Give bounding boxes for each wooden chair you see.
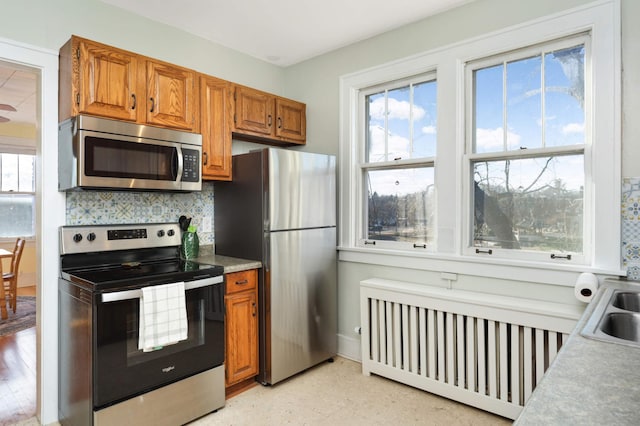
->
[3,238,25,313]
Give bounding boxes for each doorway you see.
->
[0,60,38,424]
[0,39,65,425]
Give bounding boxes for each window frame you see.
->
[357,72,438,251]
[339,0,621,279]
[462,33,591,264]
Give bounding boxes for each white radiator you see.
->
[360,278,581,420]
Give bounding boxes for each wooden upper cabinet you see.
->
[234,85,274,136]
[60,36,138,122]
[144,60,198,131]
[200,75,232,181]
[275,97,306,142]
[59,36,198,132]
[233,85,306,145]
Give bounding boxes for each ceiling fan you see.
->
[0,103,17,123]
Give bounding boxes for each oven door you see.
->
[93,276,224,409]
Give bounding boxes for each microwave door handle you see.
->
[174,146,184,182]
[101,276,224,303]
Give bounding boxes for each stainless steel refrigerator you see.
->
[214,148,337,385]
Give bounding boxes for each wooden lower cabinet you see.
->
[224,269,259,391]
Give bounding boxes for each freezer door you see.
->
[265,226,337,384]
[267,149,336,231]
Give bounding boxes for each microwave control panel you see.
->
[182,148,200,182]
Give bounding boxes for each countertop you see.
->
[196,252,262,274]
[515,279,640,425]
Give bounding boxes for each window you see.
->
[340,1,620,275]
[0,152,35,238]
[466,36,588,263]
[360,75,437,250]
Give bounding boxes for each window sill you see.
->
[337,246,625,287]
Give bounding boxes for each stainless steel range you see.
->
[58,223,225,426]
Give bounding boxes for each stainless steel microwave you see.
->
[58,115,202,192]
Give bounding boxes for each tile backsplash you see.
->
[65,182,215,245]
[622,177,640,280]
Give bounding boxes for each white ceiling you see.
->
[0,66,36,127]
[100,0,474,67]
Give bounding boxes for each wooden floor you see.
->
[0,286,37,425]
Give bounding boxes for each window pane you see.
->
[0,194,35,237]
[473,155,583,253]
[366,78,437,163]
[18,154,35,192]
[412,80,437,158]
[544,45,585,147]
[367,167,435,244]
[506,56,542,150]
[1,153,19,191]
[386,85,411,161]
[474,64,504,153]
[366,91,386,162]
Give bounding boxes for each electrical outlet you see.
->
[202,216,212,233]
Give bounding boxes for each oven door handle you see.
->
[101,275,224,303]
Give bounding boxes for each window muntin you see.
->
[0,152,35,238]
[468,36,588,259]
[361,74,437,248]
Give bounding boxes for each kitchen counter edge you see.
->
[196,254,262,274]
[514,278,640,425]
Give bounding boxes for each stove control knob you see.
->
[157,230,165,237]
[167,229,175,237]
[73,233,82,243]
[87,232,96,242]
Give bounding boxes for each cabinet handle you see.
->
[149,97,155,113]
[203,152,208,166]
[131,94,136,110]
[268,115,272,127]
[252,302,256,317]
[76,93,80,106]
[235,279,249,285]
[277,117,282,128]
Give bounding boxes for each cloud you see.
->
[369,97,426,121]
[475,127,521,151]
[422,125,436,135]
[562,122,584,134]
[368,125,411,161]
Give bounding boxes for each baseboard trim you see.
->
[337,333,361,362]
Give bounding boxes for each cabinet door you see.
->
[225,290,258,386]
[233,86,274,136]
[77,38,138,121]
[275,97,306,143]
[201,76,232,181]
[145,60,198,131]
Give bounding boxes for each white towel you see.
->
[138,282,188,352]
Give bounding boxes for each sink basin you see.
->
[581,287,640,348]
[599,312,640,342]
[612,292,640,312]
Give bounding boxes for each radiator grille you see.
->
[360,279,579,419]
